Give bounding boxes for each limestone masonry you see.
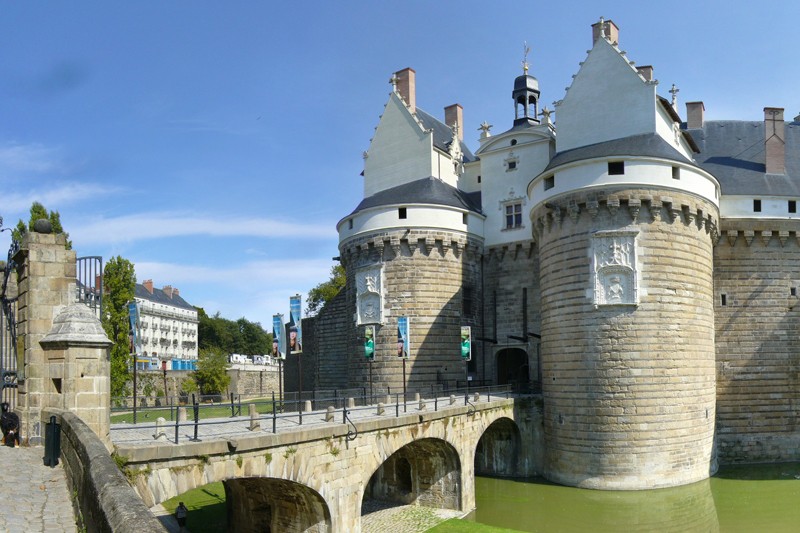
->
[293,19,800,489]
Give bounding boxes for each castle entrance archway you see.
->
[496,348,528,388]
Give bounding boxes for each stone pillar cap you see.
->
[40,303,112,347]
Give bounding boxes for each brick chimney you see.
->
[592,18,619,46]
[686,102,705,129]
[172,288,180,297]
[395,68,416,113]
[764,107,785,174]
[444,104,463,141]
[162,285,173,299]
[143,279,154,294]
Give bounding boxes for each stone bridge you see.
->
[114,395,543,533]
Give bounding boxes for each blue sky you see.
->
[1,1,798,328]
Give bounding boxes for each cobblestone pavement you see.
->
[361,500,464,533]
[0,444,77,533]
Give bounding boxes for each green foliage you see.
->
[192,348,231,395]
[196,307,272,355]
[12,201,72,249]
[306,263,345,316]
[102,256,136,398]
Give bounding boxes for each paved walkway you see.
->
[361,500,464,533]
[0,444,77,532]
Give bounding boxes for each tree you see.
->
[12,201,72,249]
[102,256,136,398]
[306,263,345,316]
[197,308,271,355]
[192,348,231,396]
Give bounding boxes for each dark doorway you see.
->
[496,348,528,387]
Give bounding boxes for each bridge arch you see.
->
[224,477,331,533]
[364,437,462,512]
[475,416,523,477]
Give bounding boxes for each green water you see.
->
[466,463,800,533]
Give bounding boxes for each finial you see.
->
[522,41,531,74]
[478,121,493,139]
[540,106,552,125]
[389,73,398,92]
[669,83,680,106]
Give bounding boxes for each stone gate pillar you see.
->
[12,225,113,448]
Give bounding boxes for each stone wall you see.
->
[482,240,541,386]
[533,189,719,489]
[43,408,166,533]
[337,229,483,393]
[713,219,800,463]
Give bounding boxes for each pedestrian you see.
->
[175,501,188,531]
[1,402,20,447]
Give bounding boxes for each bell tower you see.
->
[512,43,540,127]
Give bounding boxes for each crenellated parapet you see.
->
[531,191,720,244]
[340,229,482,268]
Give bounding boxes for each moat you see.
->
[466,463,800,532]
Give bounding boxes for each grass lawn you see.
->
[161,482,227,533]
[111,398,280,424]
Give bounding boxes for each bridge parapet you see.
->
[115,395,543,532]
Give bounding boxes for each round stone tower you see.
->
[529,159,720,488]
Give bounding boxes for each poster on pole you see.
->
[272,314,285,360]
[127,301,140,354]
[460,326,472,361]
[289,294,303,354]
[364,325,375,359]
[397,316,410,359]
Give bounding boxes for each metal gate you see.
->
[1,237,19,408]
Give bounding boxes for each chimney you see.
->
[636,66,653,81]
[162,285,173,299]
[444,104,464,141]
[764,107,785,174]
[395,68,416,113]
[143,279,154,294]
[686,102,705,129]
[592,18,619,46]
[173,288,180,297]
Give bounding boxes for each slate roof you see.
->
[686,120,800,196]
[135,284,195,311]
[347,176,483,217]
[543,133,695,173]
[415,108,477,163]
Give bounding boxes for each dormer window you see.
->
[504,153,519,172]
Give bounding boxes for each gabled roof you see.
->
[135,284,196,311]
[415,108,476,162]
[542,133,695,173]
[347,176,483,217]
[687,120,800,196]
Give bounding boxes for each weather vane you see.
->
[522,42,531,74]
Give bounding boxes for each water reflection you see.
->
[467,464,800,533]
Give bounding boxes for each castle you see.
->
[290,19,800,490]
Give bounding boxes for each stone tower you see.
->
[335,69,484,392]
[527,20,719,489]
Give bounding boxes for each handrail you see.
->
[343,407,358,441]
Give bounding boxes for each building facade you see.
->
[296,19,800,489]
[135,279,198,370]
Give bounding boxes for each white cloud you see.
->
[72,211,338,245]
[3,183,122,213]
[0,142,64,175]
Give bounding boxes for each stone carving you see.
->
[356,266,383,325]
[592,231,638,307]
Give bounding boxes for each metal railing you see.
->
[110,384,519,444]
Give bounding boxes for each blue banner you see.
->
[272,314,285,360]
[397,316,409,359]
[289,295,302,354]
[127,301,139,355]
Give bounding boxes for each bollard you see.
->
[414,392,420,402]
[418,397,426,411]
[304,400,312,413]
[449,395,456,405]
[325,406,335,422]
[178,406,188,422]
[377,402,385,415]
[385,394,391,406]
[347,397,356,409]
[249,404,260,431]
[473,392,480,402]
[154,417,167,441]
[43,415,61,467]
